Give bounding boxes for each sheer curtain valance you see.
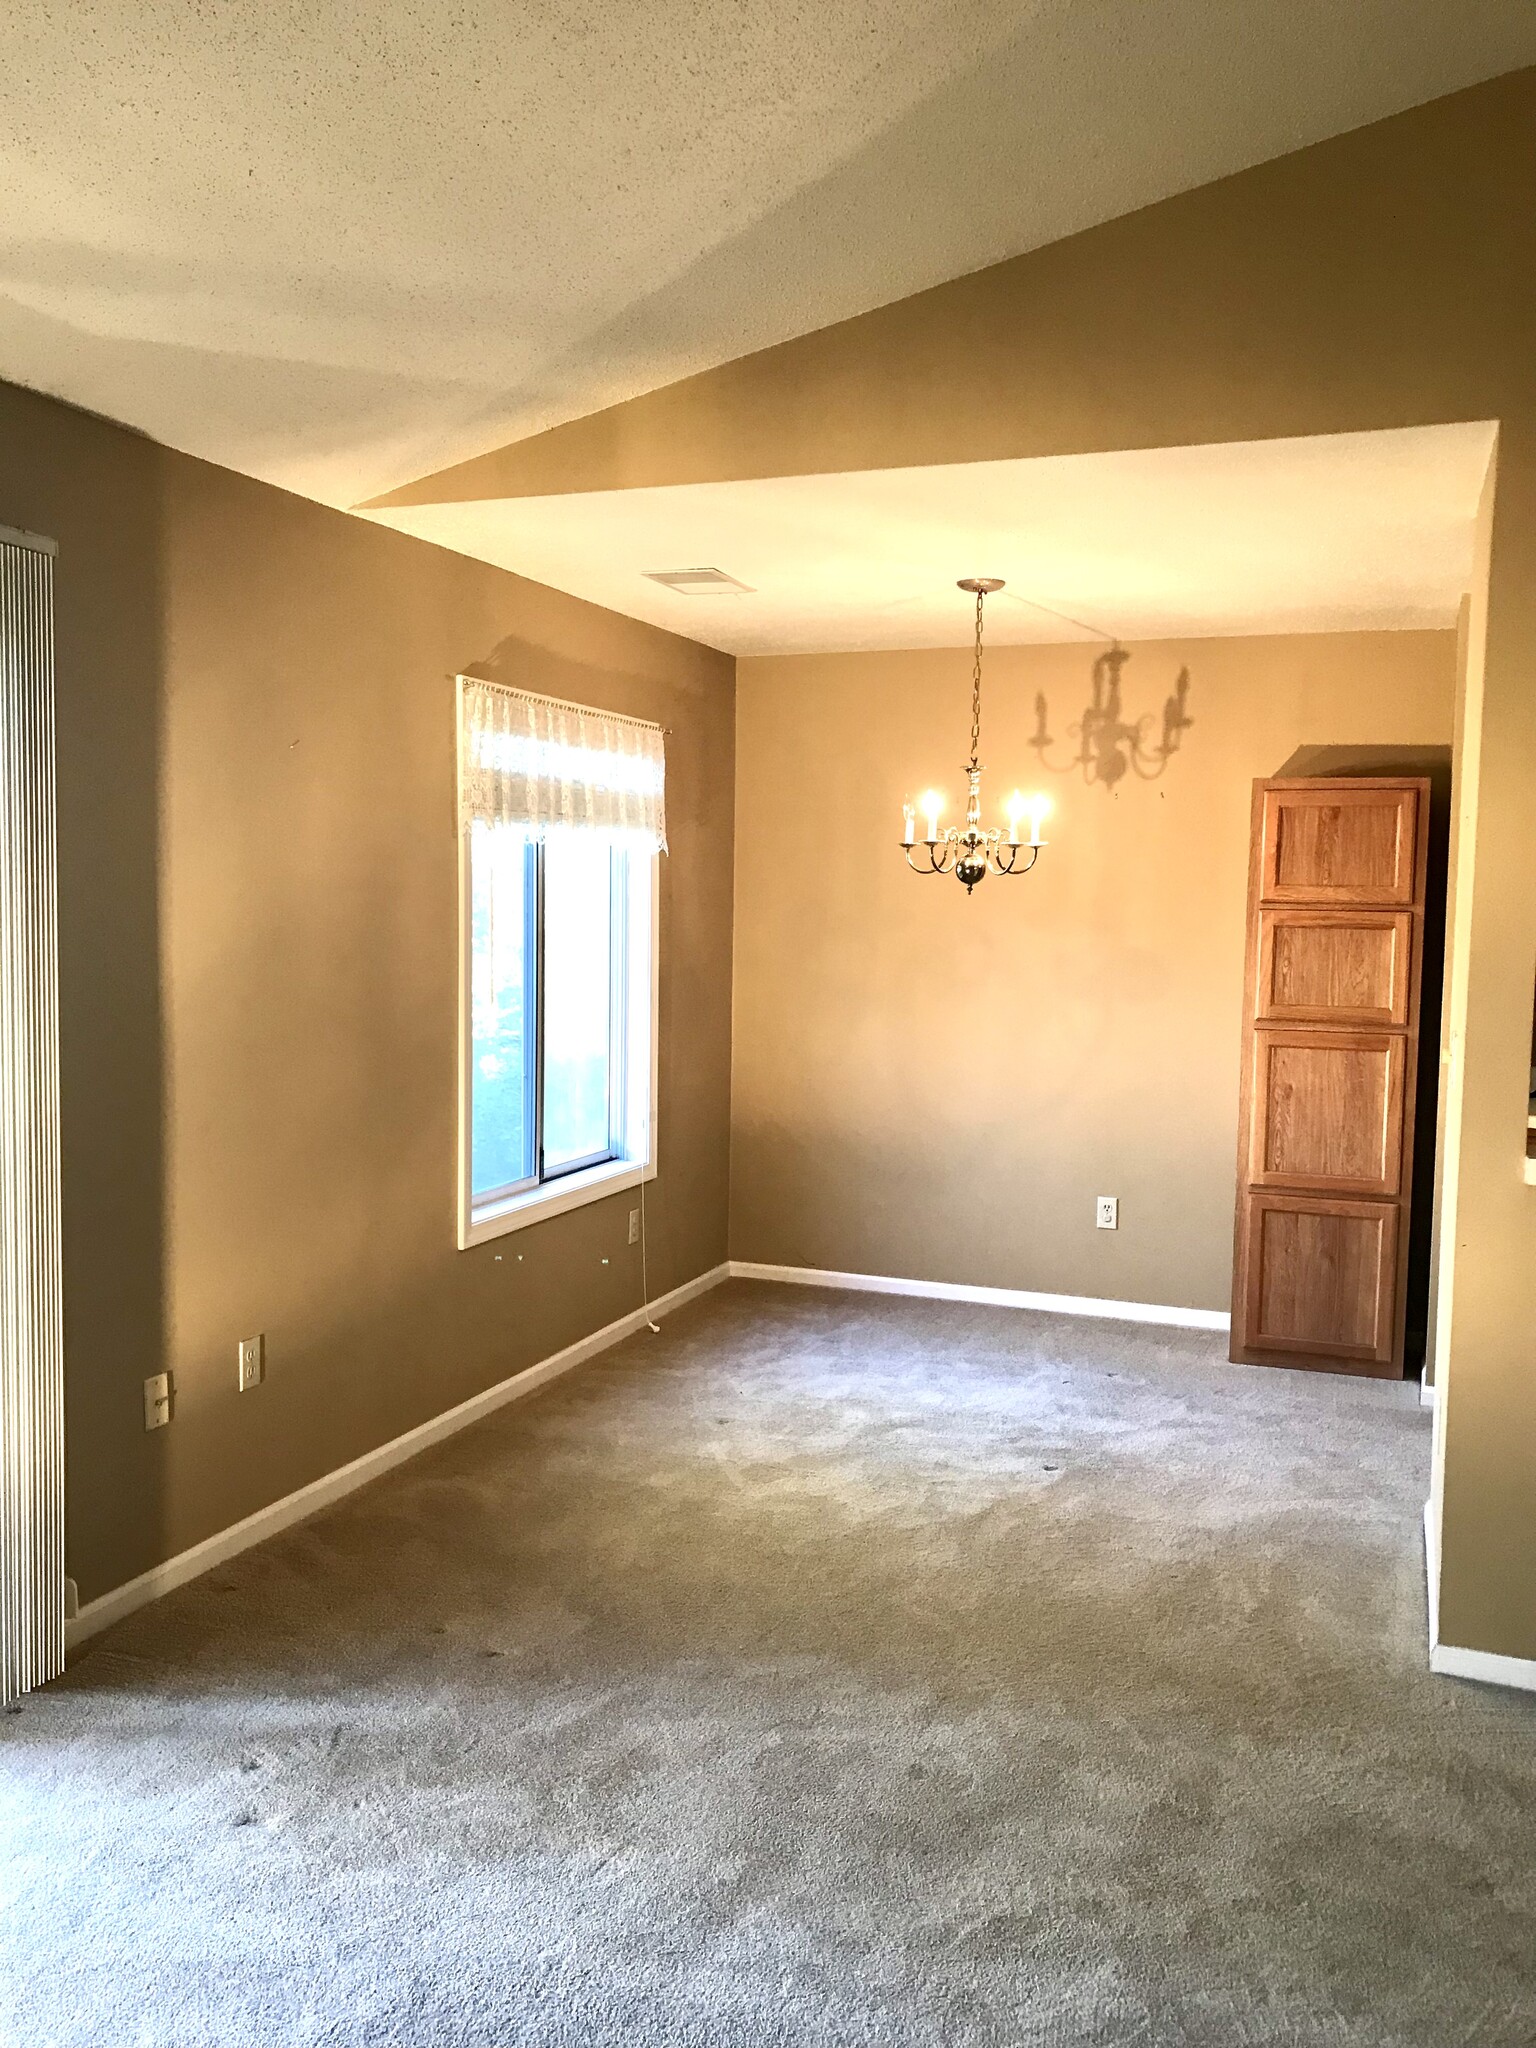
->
[459,678,667,852]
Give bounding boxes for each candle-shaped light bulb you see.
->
[921,790,944,842]
[1027,793,1051,846]
[902,802,916,846]
[1006,791,1026,844]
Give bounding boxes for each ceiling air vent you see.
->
[643,566,755,595]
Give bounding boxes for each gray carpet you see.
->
[4,1282,1533,2047]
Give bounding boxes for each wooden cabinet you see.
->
[1238,1194,1399,1368]
[1258,782,1421,905]
[1246,1029,1406,1195]
[1231,778,1428,1377]
[1255,909,1413,1027]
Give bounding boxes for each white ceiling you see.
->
[0,3,1530,508]
[370,425,1497,655]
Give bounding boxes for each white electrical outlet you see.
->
[1096,1196,1119,1230]
[143,1372,172,1430]
[628,1208,640,1245]
[238,1335,265,1392]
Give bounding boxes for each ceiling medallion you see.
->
[901,579,1049,895]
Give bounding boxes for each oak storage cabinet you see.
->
[1230,777,1429,1378]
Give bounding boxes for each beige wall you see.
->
[732,633,1454,1309]
[427,71,1536,1666]
[0,376,734,1606]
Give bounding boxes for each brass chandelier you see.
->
[901,578,1050,894]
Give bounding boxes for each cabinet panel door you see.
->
[1233,777,1427,1378]
[1249,1030,1405,1194]
[1259,786,1419,905]
[1241,1194,1397,1364]
[1256,910,1411,1026]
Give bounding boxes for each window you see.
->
[466,824,654,1211]
[458,680,663,1246]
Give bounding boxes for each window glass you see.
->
[542,836,622,1172]
[469,823,536,1199]
[467,828,645,1215]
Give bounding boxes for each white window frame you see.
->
[456,794,659,1252]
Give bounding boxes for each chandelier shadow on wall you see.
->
[900,579,1051,895]
[1029,642,1193,789]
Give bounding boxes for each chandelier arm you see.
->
[996,843,1039,877]
[906,834,961,873]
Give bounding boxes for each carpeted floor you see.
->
[3,1282,1533,2047]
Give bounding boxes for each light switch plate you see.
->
[1096,1196,1119,1230]
[143,1372,172,1430]
[238,1335,265,1392]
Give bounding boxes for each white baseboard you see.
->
[727,1260,1231,1332]
[66,1261,729,1650]
[1431,1641,1536,1692]
[1420,1373,1436,1408]
[1424,1496,1536,1694]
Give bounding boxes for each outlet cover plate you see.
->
[1096,1196,1119,1230]
[238,1335,265,1392]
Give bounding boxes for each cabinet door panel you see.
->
[1256,910,1411,1026]
[1249,1030,1405,1194]
[1234,777,1427,1378]
[1260,786,1418,905]
[1242,1194,1397,1363]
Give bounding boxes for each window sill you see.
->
[460,1156,655,1248]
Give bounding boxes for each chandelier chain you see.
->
[969,586,984,769]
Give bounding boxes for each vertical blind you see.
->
[0,528,63,1703]
[458,678,667,850]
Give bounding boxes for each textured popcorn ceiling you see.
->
[372,425,1496,655]
[0,2,1531,508]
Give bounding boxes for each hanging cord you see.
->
[639,1178,661,1334]
[996,586,1119,644]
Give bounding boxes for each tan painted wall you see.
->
[732,633,1454,1309]
[0,376,734,1606]
[433,71,1536,1665]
